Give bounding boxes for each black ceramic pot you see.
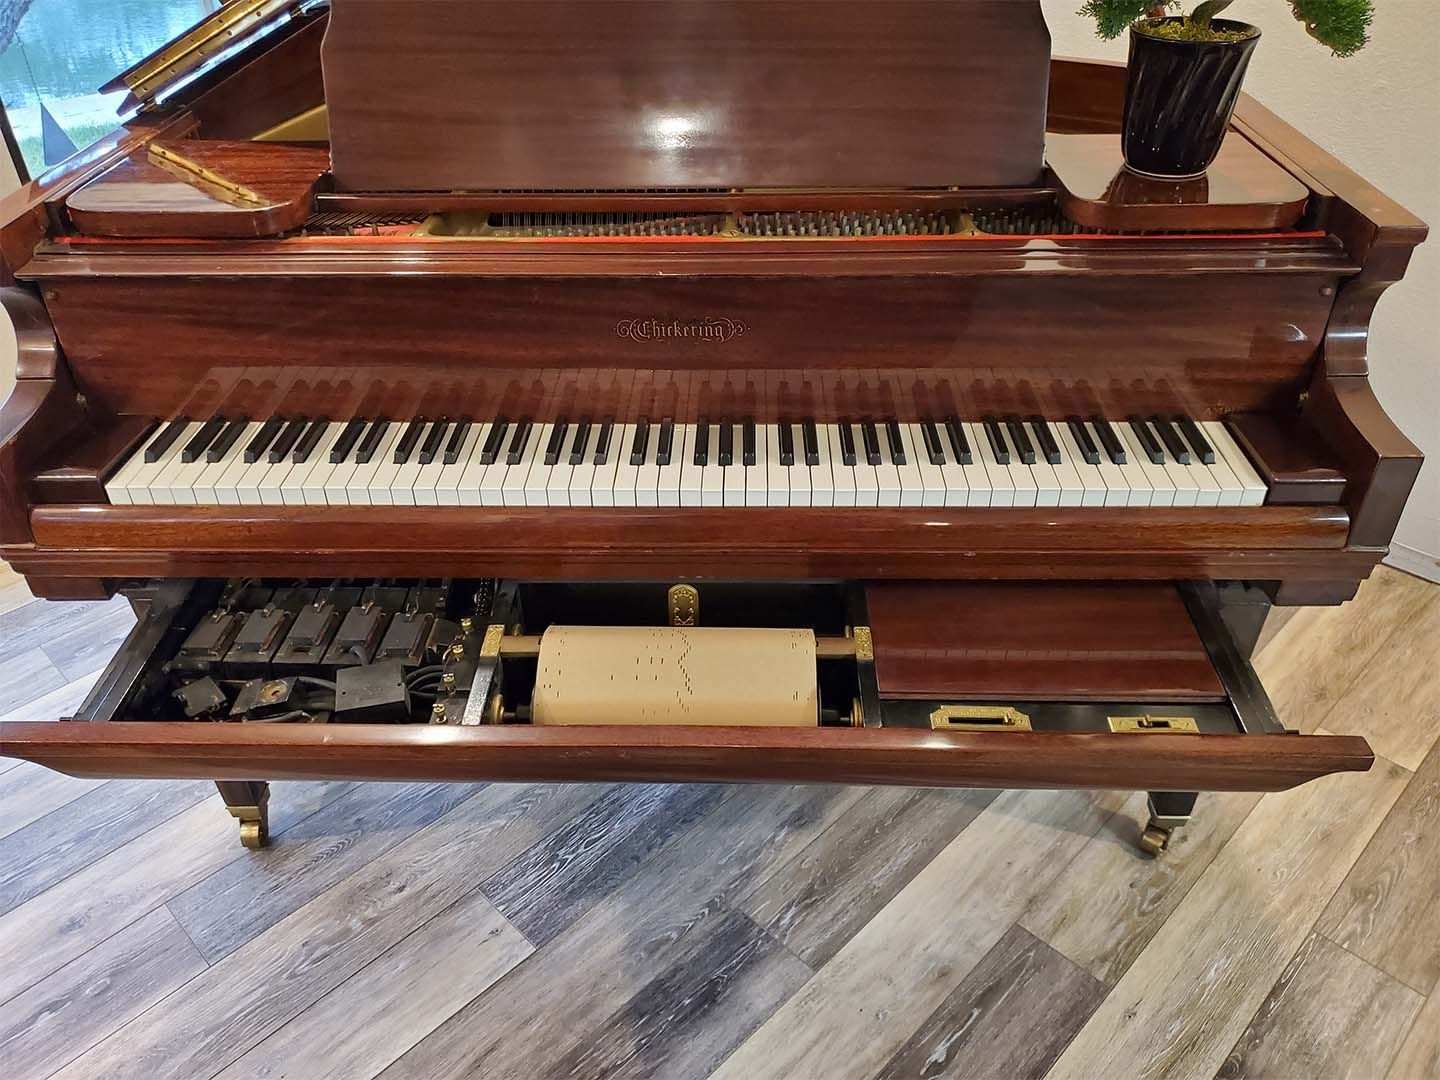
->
[1121,17,1261,180]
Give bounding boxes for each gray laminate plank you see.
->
[39,597,137,681]
[0,565,34,618]
[1021,788,1264,985]
[0,906,206,1080]
[1217,931,1422,1080]
[544,907,811,1080]
[0,648,67,716]
[482,782,729,946]
[1386,989,1440,1080]
[380,784,868,1080]
[49,782,602,1080]
[0,761,105,842]
[214,889,533,1080]
[876,924,1107,1080]
[707,788,1122,1080]
[0,778,213,916]
[169,780,484,962]
[1316,735,1440,994]
[0,596,124,666]
[0,669,101,723]
[1042,746,1410,1080]
[737,785,996,966]
[0,781,352,1006]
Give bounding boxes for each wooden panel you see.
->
[36,272,1339,420]
[323,0,1050,191]
[1048,132,1309,232]
[0,721,1373,792]
[1228,412,1348,504]
[866,582,1226,701]
[66,142,329,238]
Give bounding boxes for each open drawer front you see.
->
[0,577,1370,794]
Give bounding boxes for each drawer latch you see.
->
[930,705,1032,732]
[1107,715,1200,734]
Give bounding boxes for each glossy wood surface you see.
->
[33,271,1340,420]
[1047,133,1309,232]
[183,12,328,140]
[1228,413,1348,504]
[866,583,1225,701]
[0,721,1373,793]
[66,141,329,238]
[323,0,1050,191]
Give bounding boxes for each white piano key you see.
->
[764,424,789,507]
[893,424,925,507]
[1053,422,1104,508]
[567,423,598,507]
[908,424,947,508]
[1117,423,1175,507]
[197,422,261,504]
[286,424,348,507]
[678,423,702,507]
[1092,421,1151,507]
[873,429,902,508]
[368,424,414,506]
[513,423,552,507]
[938,425,988,507]
[789,424,813,507]
[156,428,223,506]
[1182,449,1224,507]
[443,423,489,506]
[806,423,833,507]
[323,435,364,506]
[1199,429,1246,507]
[611,424,640,507]
[1205,421,1267,506]
[346,422,405,505]
[970,421,1014,507]
[722,425,745,508]
[1146,422,1200,508]
[104,431,154,505]
[745,424,769,507]
[307,424,358,506]
[635,424,661,507]
[590,424,623,507]
[390,421,439,506]
[1027,451,1062,508]
[656,424,683,507]
[1003,434,1038,509]
[546,428,577,508]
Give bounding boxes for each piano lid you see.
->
[322,0,1052,193]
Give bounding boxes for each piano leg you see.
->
[217,780,270,849]
[1140,790,1198,857]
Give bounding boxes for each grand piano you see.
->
[0,0,1425,854]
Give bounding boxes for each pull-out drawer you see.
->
[0,577,1369,798]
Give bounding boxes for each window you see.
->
[0,0,222,178]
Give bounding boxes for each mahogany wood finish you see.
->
[29,416,152,505]
[1227,413,1348,505]
[183,13,328,140]
[0,721,1373,794]
[66,141,330,238]
[1047,133,1309,232]
[32,271,1340,421]
[323,0,1050,192]
[866,582,1225,701]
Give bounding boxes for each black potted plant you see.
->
[1081,1,1375,178]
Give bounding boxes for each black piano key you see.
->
[921,420,945,465]
[206,418,248,462]
[441,420,470,465]
[544,418,570,466]
[1091,417,1126,465]
[839,421,858,466]
[479,417,509,465]
[1149,415,1190,464]
[329,418,367,463]
[144,417,189,463]
[982,417,1011,465]
[244,417,284,463]
[1176,414,1216,464]
[778,421,795,466]
[802,419,820,466]
[1067,416,1100,464]
[569,417,592,466]
[718,420,734,467]
[418,419,448,465]
[181,417,226,463]
[353,419,390,465]
[742,418,757,466]
[393,418,426,464]
[861,421,882,465]
[630,418,650,466]
[885,420,906,465]
[505,419,533,465]
[1029,416,1062,465]
[693,419,709,466]
[1004,416,1035,465]
[944,416,972,465]
[1128,417,1165,464]
[657,419,675,466]
[292,418,330,463]
[269,417,307,463]
[593,418,615,465]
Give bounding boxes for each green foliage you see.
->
[1078,0,1374,55]
[1078,0,1168,40]
[1289,0,1374,56]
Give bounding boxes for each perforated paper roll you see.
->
[530,625,817,726]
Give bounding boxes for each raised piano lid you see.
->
[322,0,1052,192]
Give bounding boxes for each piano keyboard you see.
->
[105,414,1268,509]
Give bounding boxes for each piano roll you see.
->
[530,626,818,726]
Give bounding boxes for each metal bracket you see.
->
[225,788,270,850]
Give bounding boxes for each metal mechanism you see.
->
[929,705,1033,732]
[1140,791,1200,857]
[667,584,699,626]
[225,785,270,849]
[850,626,874,662]
[1107,715,1201,734]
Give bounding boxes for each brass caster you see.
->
[1139,823,1172,858]
[239,819,269,849]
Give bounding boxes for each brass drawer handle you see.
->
[1107,715,1200,734]
[930,705,1032,732]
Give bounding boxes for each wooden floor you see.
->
[0,563,1437,1080]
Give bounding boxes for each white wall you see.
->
[1043,0,1440,579]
